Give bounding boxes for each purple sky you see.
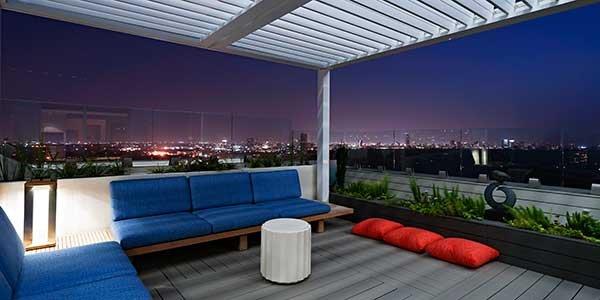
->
[2,4,600,134]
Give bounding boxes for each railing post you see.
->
[317,69,330,202]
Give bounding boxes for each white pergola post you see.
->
[317,69,330,202]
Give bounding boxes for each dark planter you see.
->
[330,193,600,289]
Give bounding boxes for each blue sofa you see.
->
[0,208,150,300]
[111,170,331,250]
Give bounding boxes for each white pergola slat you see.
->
[3,0,596,69]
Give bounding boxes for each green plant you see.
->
[335,146,348,189]
[339,175,395,202]
[79,161,110,177]
[407,178,485,220]
[150,166,172,174]
[30,167,52,180]
[506,206,600,245]
[409,178,422,202]
[247,154,282,168]
[151,157,235,174]
[107,161,126,176]
[57,161,80,178]
[566,211,600,238]
[458,194,486,220]
[507,206,551,231]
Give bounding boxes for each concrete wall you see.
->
[347,169,600,221]
[0,165,317,237]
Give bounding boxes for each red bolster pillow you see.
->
[351,218,403,240]
[425,238,500,268]
[383,227,444,253]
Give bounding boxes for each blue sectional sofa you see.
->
[111,170,332,252]
[0,208,150,300]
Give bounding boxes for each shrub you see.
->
[151,157,234,174]
[408,178,485,220]
[566,211,600,238]
[58,161,79,178]
[340,175,395,202]
[246,154,282,168]
[30,160,126,179]
[507,206,600,245]
[507,206,551,232]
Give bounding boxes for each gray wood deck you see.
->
[132,219,600,300]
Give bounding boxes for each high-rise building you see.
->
[300,132,308,144]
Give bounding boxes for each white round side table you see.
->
[261,218,311,284]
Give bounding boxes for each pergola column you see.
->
[317,69,330,202]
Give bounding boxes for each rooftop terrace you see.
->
[2,1,600,299]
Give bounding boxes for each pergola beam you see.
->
[199,0,311,49]
[317,69,330,202]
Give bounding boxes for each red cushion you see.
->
[383,227,444,253]
[425,238,500,268]
[351,218,403,240]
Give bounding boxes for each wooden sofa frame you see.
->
[125,203,353,256]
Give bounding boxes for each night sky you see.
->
[2,3,600,135]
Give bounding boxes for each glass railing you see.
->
[332,128,600,190]
[3,98,599,189]
[0,98,293,144]
[0,98,301,167]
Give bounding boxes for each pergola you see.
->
[1,0,597,201]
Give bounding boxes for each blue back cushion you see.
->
[0,271,12,300]
[190,172,253,210]
[110,176,192,221]
[250,170,302,203]
[0,207,24,289]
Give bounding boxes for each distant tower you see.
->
[299,132,308,164]
[405,133,410,147]
[300,132,308,144]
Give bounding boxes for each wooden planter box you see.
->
[330,193,600,289]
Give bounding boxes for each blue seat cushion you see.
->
[193,205,278,233]
[112,212,212,249]
[1,271,12,300]
[256,198,331,218]
[0,207,24,289]
[14,242,137,298]
[189,172,253,210]
[110,176,192,221]
[15,275,150,300]
[250,170,302,203]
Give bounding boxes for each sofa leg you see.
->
[316,220,325,233]
[238,235,248,251]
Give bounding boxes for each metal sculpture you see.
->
[484,170,517,221]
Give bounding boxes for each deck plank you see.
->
[287,272,381,300]
[430,261,510,299]
[517,275,562,300]
[460,266,527,300]
[489,270,544,300]
[319,278,384,300]
[545,280,583,300]
[346,283,400,300]
[573,286,600,300]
